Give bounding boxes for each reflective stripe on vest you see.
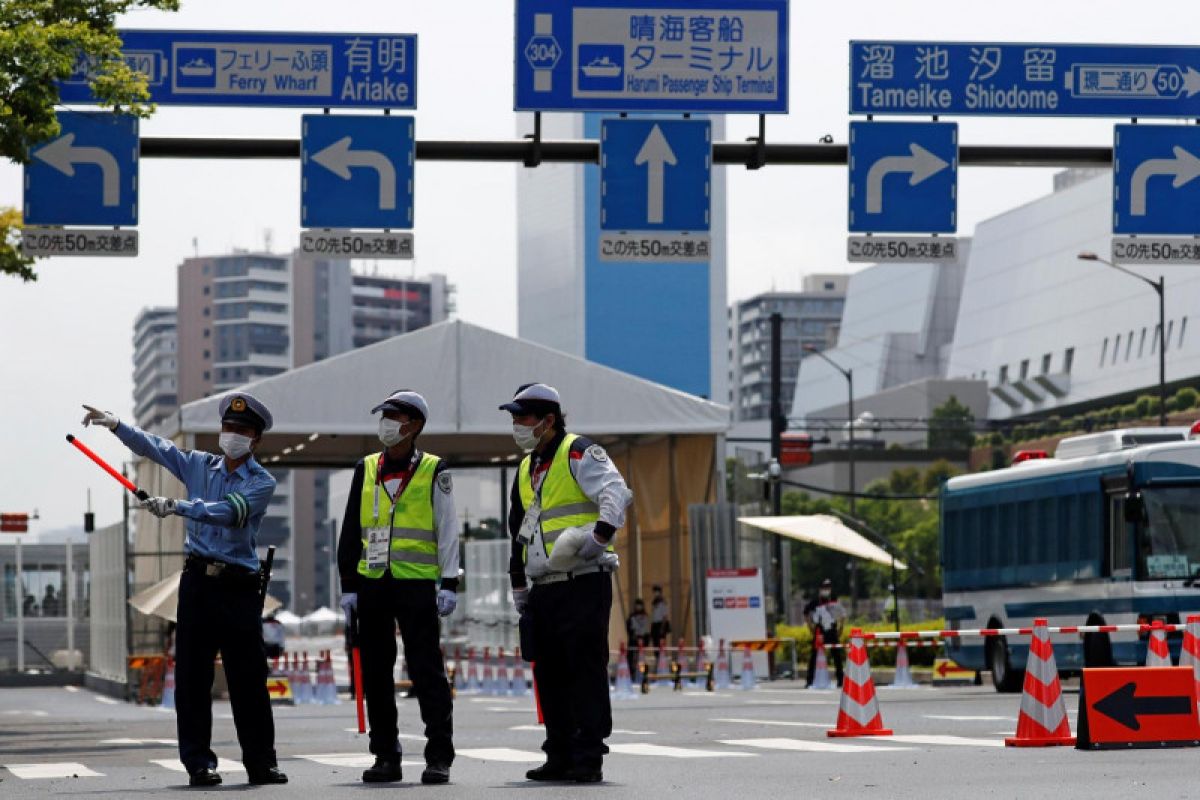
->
[357,451,441,581]
[518,434,601,560]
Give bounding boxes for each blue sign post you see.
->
[601,118,710,231]
[851,42,1200,117]
[848,122,957,234]
[59,30,417,108]
[516,0,788,113]
[301,115,414,230]
[24,111,138,226]
[1113,125,1200,235]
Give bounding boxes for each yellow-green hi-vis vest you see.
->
[517,434,603,563]
[357,451,440,581]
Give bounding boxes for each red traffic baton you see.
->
[352,646,366,734]
[66,434,148,501]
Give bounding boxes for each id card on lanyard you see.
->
[367,452,419,568]
[516,459,549,545]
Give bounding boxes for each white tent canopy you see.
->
[738,515,906,569]
[128,570,282,622]
[174,320,729,467]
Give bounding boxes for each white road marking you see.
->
[508,724,542,731]
[294,754,421,768]
[64,686,80,693]
[457,748,543,763]
[469,697,516,704]
[712,718,827,728]
[151,758,245,773]
[4,763,105,778]
[93,696,119,705]
[746,699,836,706]
[925,715,1014,722]
[488,707,534,713]
[720,738,915,754]
[2,709,48,717]
[890,735,1005,748]
[611,729,657,735]
[609,743,756,759]
[100,738,177,746]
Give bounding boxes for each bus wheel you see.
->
[1083,614,1114,667]
[988,635,1024,693]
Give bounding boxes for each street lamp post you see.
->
[802,345,858,612]
[1078,252,1166,426]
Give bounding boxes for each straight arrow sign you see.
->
[312,136,397,210]
[33,133,121,207]
[635,124,677,225]
[1129,146,1200,216]
[1092,681,1193,731]
[865,143,949,214]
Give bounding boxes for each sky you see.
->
[1,0,1195,532]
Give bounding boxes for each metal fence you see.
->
[88,522,127,686]
[463,539,519,651]
[0,536,90,673]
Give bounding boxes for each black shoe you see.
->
[188,768,222,787]
[421,762,450,785]
[525,762,571,781]
[362,757,403,783]
[247,766,288,785]
[569,766,604,784]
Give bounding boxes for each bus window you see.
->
[1107,495,1132,579]
[1138,488,1200,581]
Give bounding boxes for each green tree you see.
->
[1,0,180,281]
[927,394,976,450]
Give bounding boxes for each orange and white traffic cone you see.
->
[1005,618,1074,747]
[614,643,637,699]
[511,648,530,697]
[890,640,916,688]
[1146,620,1173,667]
[714,639,731,690]
[655,645,672,688]
[1179,615,1200,713]
[161,657,176,710]
[466,647,481,694]
[827,629,891,737]
[810,628,832,691]
[739,645,756,691]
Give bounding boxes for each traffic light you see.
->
[779,432,814,466]
[0,513,29,532]
[84,512,95,533]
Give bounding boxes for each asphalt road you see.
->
[0,679,1196,799]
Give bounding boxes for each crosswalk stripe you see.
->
[1,709,48,717]
[609,743,756,759]
[150,758,245,773]
[712,717,826,728]
[925,714,1014,722]
[294,754,421,768]
[889,735,1005,748]
[457,748,543,763]
[101,738,177,746]
[4,763,105,779]
[719,737,915,754]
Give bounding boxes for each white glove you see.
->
[436,589,457,617]
[140,497,177,518]
[339,593,358,628]
[577,532,612,562]
[546,526,591,572]
[597,551,620,570]
[512,587,530,615]
[81,404,119,430]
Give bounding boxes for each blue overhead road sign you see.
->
[24,111,138,226]
[515,0,788,113]
[58,30,417,108]
[302,115,415,230]
[601,118,710,231]
[1113,125,1200,235]
[848,122,957,234]
[851,42,1200,117]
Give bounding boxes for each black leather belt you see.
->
[185,554,256,579]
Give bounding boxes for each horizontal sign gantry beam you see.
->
[137,137,1112,168]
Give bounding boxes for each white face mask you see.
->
[219,432,253,460]
[378,418,409,448]
[512,420,544,452]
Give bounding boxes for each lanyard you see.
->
[371,451,420,522]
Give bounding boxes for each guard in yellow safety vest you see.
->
[336,390,459,786]
[501,382,633,784]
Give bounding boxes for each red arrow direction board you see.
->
[932,658,974,682]
[266,678,292,700]
[1078,667,1200,749]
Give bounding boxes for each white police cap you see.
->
[371,389,430,421]
[499,383,562,414]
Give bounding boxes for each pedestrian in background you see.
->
[625,598,650,676]
[804,578,847,687]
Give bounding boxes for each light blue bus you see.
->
[940,426,1200,691]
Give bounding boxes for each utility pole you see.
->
[769,312,785,624]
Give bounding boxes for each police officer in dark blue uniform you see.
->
[83,393,287,787]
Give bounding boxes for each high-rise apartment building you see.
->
[132,307,178,431]
[728,276,848,423]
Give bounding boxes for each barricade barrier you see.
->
[639,660,714,694]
